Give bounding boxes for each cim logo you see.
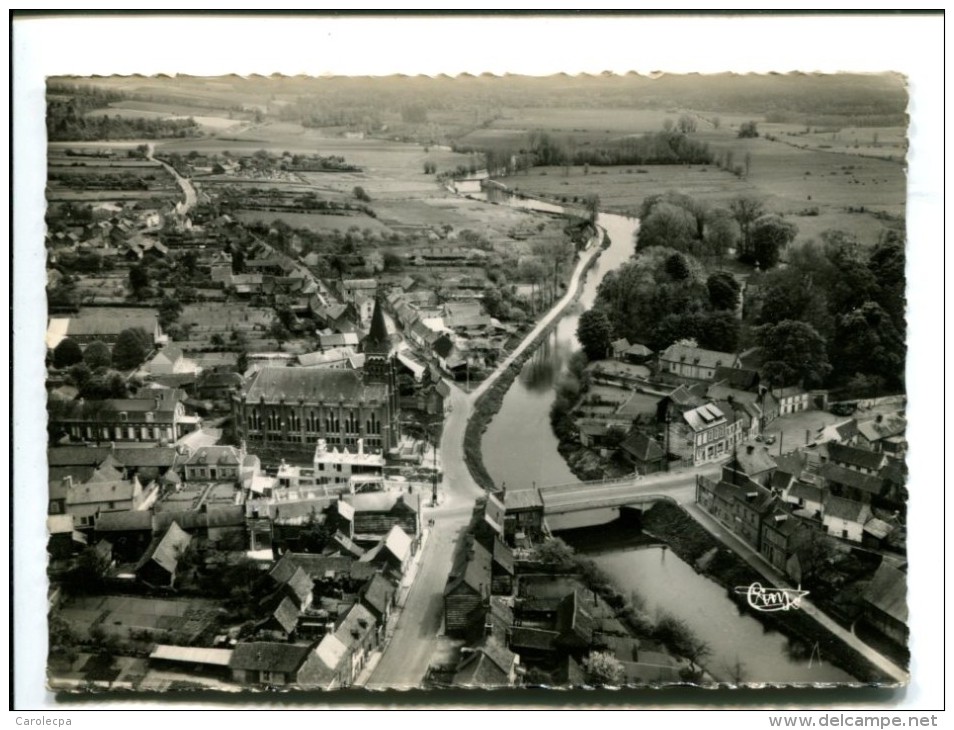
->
[735,582,809,612]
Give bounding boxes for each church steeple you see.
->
[363,295,390,357]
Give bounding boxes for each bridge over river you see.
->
[508,463,724,517]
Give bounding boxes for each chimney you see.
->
[746,444,755,455]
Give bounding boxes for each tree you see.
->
[83,341,112,371]
[706,271,741,311]
[755,320,831,387]
[665,253,691,281]
[583,193,601,223]
[52,338,83,369]
[576,309,613,361]
[747,216,798,268]
[112,328,150,370]
[603,425,628,449]
[532,537,575,566]
[128,264,150,295]
[352,186,371,202]
[269,319,290,350]
[677,114,698,134]
[298,509,335,553]
[831,301,905,391]
[582,650,625,686]
[158,296,183,328]
[867,233,906,335]
[636,203,696,253]
[704,210,741,261]
[68,362,92,389]
[728,196,765,259]
[738,120,759,138]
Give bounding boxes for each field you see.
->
[58,594,220,643]
[500,135,905,248]
[233,209,390,235]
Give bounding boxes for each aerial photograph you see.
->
[39,69,910,693]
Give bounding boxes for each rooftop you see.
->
[242,366,388,405]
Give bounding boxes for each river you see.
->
[481,207,637,490]
[474,188,859,684]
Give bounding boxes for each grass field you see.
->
[233,209,391,234]
[500,137,905,248]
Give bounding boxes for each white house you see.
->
[822,495,872,543]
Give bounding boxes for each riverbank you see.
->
[564,502,893,685]
[464,236,605,492]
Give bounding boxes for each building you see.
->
[821,495,872,543]
[856,414,907,455]
[618,431,666,474]
[657,343,738,382]
[773,386,811,416]
[53,391,192,445]
[46,307,162,350]
[444,544,492,637]
[452,636,519,688]
[503,489,544,543]
[184,445,246,482]
[134,521,191,587]
[234,299,399,455]
[862,562,908,646]
[669,403,732,466]
[65,462,157,528]
[228,642,314,686]
[347,492,422,539]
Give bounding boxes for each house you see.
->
[184,445,245,482]
[330,603,379,686]
[490,538,515,596]
[619,431,666,475]
[773,385,811,416]
[65,463,157,528]
[134,521,191,587]
[862,562,908,646]
[359,573,397,629]
[340,278,378,303]
[444,543,492,637]
[856,414,907,455]
[359,524,413,575]
[695,475,775,549]
[759,506,813,576]
[259,596,300,640]
[141,345,195,377]
[782,479,825,518]
[610,338,630,360]
[229,642,314,686]
[826,443,887,475]
[821,495,872,543]
[669,403,731,466]
[819,462,886,505]
[622,343,653,365]
[657,342,738,382]
[722,443,777,487]
[195,370,245,401]
[452,636,519,688]
[47,514,86,560]
[503,489,544,543]
[92,510,154,561]
[473,493,505,551]
[713,366,760,392]
[815,419,860,446]
[347,492,421,539]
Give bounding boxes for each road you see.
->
[147,143,197,213]
[368,234,604,687]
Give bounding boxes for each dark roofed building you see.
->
[452,636,518,688]
[359,573,397,627]
[713,366,760,391]
[444,542,492,638]
[229,641,313,686]
[863,562,908,645]
[135,521,191,587]
[827,443,888,475]
[619,432,666,474]
[820,462,886,504]
[233,362,399,455]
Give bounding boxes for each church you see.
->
[233,298,400,458]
